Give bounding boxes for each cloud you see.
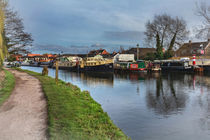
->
[31,43,112,54]
[90,43,105,48]
[104,31,144,40]
[9,0,210,54]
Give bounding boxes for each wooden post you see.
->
[55,60,59,84]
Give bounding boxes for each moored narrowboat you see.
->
[159,60,192,71]
[129,60,146,72]
[79,55,114,72]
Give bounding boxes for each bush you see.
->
[144,53,156,61]
[7,56,16,62]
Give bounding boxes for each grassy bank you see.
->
[0,70,15,106]
[16,68,129,140]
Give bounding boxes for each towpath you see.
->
[0,69,47,140]
[0,70,5,88]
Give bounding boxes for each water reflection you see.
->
[73,72,114,87]
[146,73,187,116]
[190,73,210,134]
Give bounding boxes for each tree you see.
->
[120,46,125,53]
[0,0,7,66]
[3,2,33,54]
[195,2,210,39]
[155,33,163,59]
[145,14,189,58]
[144,52,156,61]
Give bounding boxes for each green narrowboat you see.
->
[129,60,146,72]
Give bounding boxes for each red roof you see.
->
[88,49,109,55]
[27,54,42,57]
[45,54,57,58]
[12,54,23,57]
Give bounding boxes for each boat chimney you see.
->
[188,40,192,48]
[136,44,139,60]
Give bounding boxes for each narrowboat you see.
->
[147,61,161,72]
[159,60,192,71]
[129,60,146,72]
[79,55,114,72]
[20,60,30,66]
[52,56,82,71]
[53,55,114,72]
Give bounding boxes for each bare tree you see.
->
[3,2,33,54]
[195,2,210,39]
[144,14,189,58]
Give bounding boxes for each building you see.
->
[175,39,210,57]
[123,48,156,59]
[11,54,23,61]
[114,54,135,62]
[88,49,109,55]
[21,54,57,62]
[25,54,42,62]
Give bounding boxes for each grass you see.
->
[0,70,15,106]
[15,68,129,140]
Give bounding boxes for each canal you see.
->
[22,66,210,140]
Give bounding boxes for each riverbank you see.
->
[0,69,15,106]
[15,68,129,140]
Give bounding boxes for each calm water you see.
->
[22,66,210,140]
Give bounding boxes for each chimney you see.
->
[189,40,192,47]
[136,44,139,60]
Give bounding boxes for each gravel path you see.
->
[0,69,47,140]
[0,70,5,88]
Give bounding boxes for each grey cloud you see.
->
[104,31,144,41]
[11,0,210,54]
[90,43,105,48]
[31,44,111,54]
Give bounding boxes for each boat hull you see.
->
[161,66,192,71]
[79,63,114,72]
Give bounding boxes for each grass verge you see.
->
[15,68,129,140]
[0,70,15,106]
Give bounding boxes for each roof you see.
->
[124,48,156,56]
[27,54,42,57]
[176,41,210,56]
[88,49,109,55]
[25,54,57,58]
[62,54,95,58]
[43,54,57,58]
[12,54,23,57]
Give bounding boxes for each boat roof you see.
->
[154,60,189,63]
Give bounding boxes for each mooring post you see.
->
[55,60,59,84]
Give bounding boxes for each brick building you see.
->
[175,39,210,57]
[123,48,156,59]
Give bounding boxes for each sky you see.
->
[9,0,210,54]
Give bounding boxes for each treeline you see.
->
[0,0,33,67]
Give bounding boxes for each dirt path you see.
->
[0,70,5,88]
[0,69,47,140]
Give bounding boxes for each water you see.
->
[21,66,210,140]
